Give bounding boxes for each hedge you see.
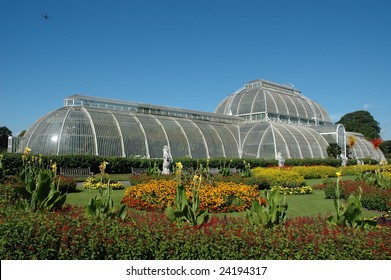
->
[0,153,380,175]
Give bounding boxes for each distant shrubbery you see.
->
[0,153,381,175]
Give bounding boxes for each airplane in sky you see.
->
[41,13,51,20]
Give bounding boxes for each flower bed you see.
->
[315,179,391,212]
[1,205,390,260]
[272,185,313,195]
[251,167,306,188]
[121,179,260,213]
[82,176,124,190]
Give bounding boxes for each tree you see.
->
[327,143,341,158]
[380,140,391,157]
[336,110,380,140]
[18,130,26,137]
[0,126,12,151]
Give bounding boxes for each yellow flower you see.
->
[175,162,183,169]
[336,170,342,179]
[99,161,109,173]
[52,163,57,173]
[23,147,31,155]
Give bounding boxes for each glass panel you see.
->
[87,109,122,156]
[114,112,148,157]
[59,108,95,155]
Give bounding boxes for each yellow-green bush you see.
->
[251,167,305,188]
[291,166,337,179]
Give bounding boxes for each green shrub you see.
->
[327,176,377,229]
[55,176,77,193]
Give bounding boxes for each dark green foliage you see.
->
[3,153,379,176]
[336,110,381,140]
[0,126,12,151]
[326,143,341,158]
[0,155,7,183]
[55,176,77,193]
[380,140,391,157]
[324,181,344,199]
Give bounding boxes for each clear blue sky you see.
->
[1,0,390,140]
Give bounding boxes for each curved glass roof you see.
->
[346,132,384,160]
[22,106,240,158]
[240,121,330,159]
[16,79,384,160]
[215,79,331,125]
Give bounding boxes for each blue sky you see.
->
[1,0,390,140]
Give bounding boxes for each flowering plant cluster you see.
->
[291,165,338,179]
[121,179,260,213]
[272,185,313,195]
[1,205,390,260]
[251,167,306,188]
[82,176,124,190]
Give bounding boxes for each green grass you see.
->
[65,176,385,219]
[72,174,132,182]
[66,186,126,206]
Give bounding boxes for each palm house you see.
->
[14,79,383,160]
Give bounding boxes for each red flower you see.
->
[371,138,383,149]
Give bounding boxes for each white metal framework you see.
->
[17,79,384,160]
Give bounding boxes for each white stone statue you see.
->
[276,152,285,168]
[340,153,348,167]
[162,145,172,175]
[355,157,364,165]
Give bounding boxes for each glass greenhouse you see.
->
[13,79,384,160]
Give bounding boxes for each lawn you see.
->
[65,176,384,219]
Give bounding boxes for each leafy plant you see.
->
[147,161,161,176]
[219,160,232,176]
[246,187,288,229]
[327,171,377,229]
[85,182,126,220]
[14,148,66,211]
[241,160,252,178]
[15,169,67,211]
[357,169,391,189]
[0,154,8,183]
[165,184,209,226]
[85,161,126,220]
[165,162,209,226]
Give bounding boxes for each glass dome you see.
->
[215,79,332,125]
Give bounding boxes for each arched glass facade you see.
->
[22,105,241,158]
[17,79,384,160]
[346,132,384,160]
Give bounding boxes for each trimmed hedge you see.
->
[2,153,380,175]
